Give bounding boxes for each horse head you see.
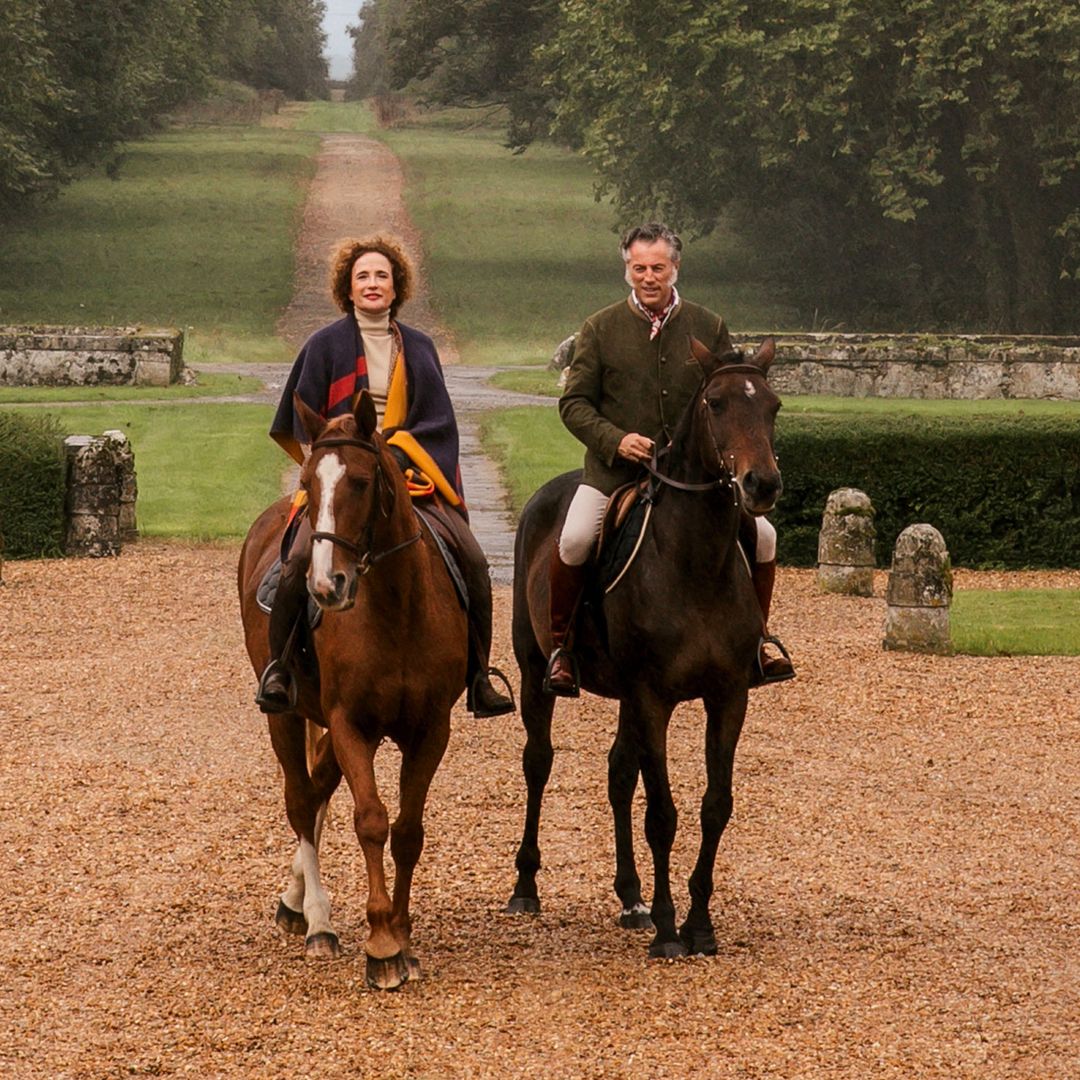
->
[687,336,783,514]
[295,391,407,610]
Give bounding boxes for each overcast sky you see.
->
[323,3,358,80]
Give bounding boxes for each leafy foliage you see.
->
[0,0,328,217]
[771,413,1080,568]
[357,0,1079,332]
[0,411,66,557]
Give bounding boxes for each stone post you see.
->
[103,429,138,541]
[63,436,121,557]
[817,487,876,595]
[883,524,953,654]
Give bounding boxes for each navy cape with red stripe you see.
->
[269,315,463,502]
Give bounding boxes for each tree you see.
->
[541,0,1079,331]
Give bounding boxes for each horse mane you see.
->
[665,348,746,472]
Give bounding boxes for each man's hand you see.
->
[617,433,654,464]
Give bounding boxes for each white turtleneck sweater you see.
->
[354,308,397,425]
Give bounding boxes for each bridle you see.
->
[307,434,421,575]
[643,363,772,499]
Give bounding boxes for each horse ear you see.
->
[752,337,776,374]
[355,389,378,439]
[688,336,719,375]
[294,392,325,444]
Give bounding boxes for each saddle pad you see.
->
[256,558,323,629]
[596,496,653,594]
[414,506,470,611]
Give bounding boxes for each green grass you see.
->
[0,126,319,367]
[488,366,563,396]
[952,589,1080,656]
[479,404,579,514]
[42,404,286,538]
[0,371,262,404]
[288,99,379,134]
[363,107,801,366]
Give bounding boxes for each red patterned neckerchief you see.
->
[630,286,680,339]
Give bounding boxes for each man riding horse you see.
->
[255,235,514,720]
[546,221,795,694]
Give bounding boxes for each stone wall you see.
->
[0,326,184,388]
[730,332,1080,400]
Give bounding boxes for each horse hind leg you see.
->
[609,710,652,931]
[506,653,556,916]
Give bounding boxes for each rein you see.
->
[643,363,769,497]
[308,433,422,574]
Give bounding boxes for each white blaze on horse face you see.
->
[310,452,346,592]
[745,380,756,398]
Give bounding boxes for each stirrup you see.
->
[543,647,580,698]
[255,659,298,713]
[752,635,795,687]
[467,665,516,718]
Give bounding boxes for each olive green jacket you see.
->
[559,296,732,494]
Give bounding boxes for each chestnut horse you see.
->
[238,392,468,990]
[507,339,782,958]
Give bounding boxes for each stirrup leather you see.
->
[543,647,581,697]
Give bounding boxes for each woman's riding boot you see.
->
[544,544,587,696]
[448,513,515,718]
[749,558,795,686]
[255,544,311,714]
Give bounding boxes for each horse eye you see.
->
[706,398,724,413]
[346,474,369,492]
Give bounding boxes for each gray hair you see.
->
[620,222,683,263]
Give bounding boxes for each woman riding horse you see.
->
[255,235,513,719]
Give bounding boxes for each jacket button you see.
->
[661,389,668,396]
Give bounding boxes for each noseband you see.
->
[644,364,771,498]
[308,434,421,574]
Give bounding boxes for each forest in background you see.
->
[0,0,328,216]
[350,0,1079,334]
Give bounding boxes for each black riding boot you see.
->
[446,512,515,718]
[255,541,311,714]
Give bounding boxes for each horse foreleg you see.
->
[268,716,343,957]
[628,694,684,958]
[681,690,746,956]
[507,658,556,915]
[609,710,651,930]
[388,713,452,983]
[331,715,406,990]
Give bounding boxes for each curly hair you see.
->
[329,235,414,319]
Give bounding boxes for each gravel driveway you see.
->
[2,544,1075,1078]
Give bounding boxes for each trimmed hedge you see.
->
[772,414,1080,569]
[0,411,66,558]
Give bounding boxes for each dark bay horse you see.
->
[238,392,468,990]
[507,338,782,958]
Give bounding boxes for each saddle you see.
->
[256,557,323,628]
[594,479,654,594]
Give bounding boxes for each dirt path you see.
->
[226,131,527,579]
[1,546,1076,1078]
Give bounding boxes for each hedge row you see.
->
[0,412,67,558]
[771,414,1080,569]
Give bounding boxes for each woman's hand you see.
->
[617,433,654,464]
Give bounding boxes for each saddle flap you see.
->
[595,481,653,594]
[256,558,322,628]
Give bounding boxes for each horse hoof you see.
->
[648,939,689,960]
[505,895,541,915]
[275,900,308,937]
[366,951,410,991]
[679,926,718,956]
[405,954,422,982]
[619,904,654,931]
[304,931,341,960]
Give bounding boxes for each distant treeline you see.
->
[1,0,328,216]
[350,0,1079,335]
